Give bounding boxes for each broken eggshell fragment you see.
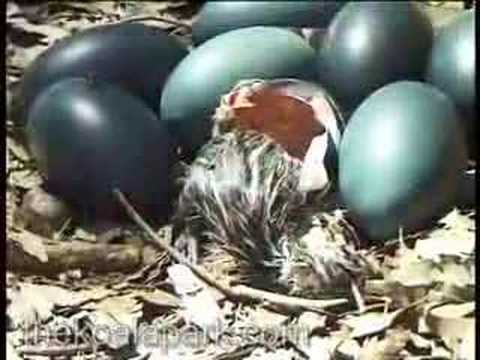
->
[212,78,344,193]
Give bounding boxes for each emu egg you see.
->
[317,2,433,111]
[15,23,187,125]
[426,11,475,155]
[27,78,174,221]
[160,26,316,155]
[339,81,467,240]
[193,1,345,44]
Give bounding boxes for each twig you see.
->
[113,189,348,312]
[230,285,348,313]
[114,15,192,29]
[7,233,141,275]
[17,343,97,357]
[365,229,428,256]
[350,281,366,313]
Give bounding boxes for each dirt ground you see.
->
[6,2,475,359]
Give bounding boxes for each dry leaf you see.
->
[15,186,72,238]
[415,209,475,261]
[87,311,134,350]
[384,246,437,288]
[6,188,18,231]
[244,347,299,360]
[8,168,43,190]
[7,137,30,162]
[6,339,22,360]
[341,302,422,339]
[72,227,97,242]
[408,332,433,353]
[420,2,466,29]
[341,312,393,338]
[426,302,475,358]
[90,293,142,329]
[358,329,410,360]
[433,256,474,286]
[167,264,225,340]
[8,19,69,45]
[296,311,327,335]
[7,282,84,330]
[249,307,289,331]
[8,230,49,263]
[458,326,476,360]
[335,338,361,359]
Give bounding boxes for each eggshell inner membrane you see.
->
[224,85,326,159]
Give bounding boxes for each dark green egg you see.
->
[192,1,345,45]
[426,10,475,156]
[317,2,433,111]
[27,78,174,222]
[339,81,467,240]
[160,26,316,155]
[14,23,187,126]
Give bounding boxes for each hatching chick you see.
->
[173,130,368,298]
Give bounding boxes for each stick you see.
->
[17,343,97,357]
[7,232,141,275]
[231,285,348,313]
[115,15,192,29]
[113,189,348,312]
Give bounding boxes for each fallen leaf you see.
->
[415,209,475,261]
[72,227,97,243]
[167,264,225,340]
[420,2,466,29]
[335,338,361,359]
[458,326,476,360]
[358,329,410,360]
[7,136,30,162]
[7,282,85,330]
[8,18,69,45]
[244,347,299,360]
[341,302,423,339]
[87,310,135,350]
[249,307,289,331]
[8,168,43,190]
[341,312,392,338]
[296,311,327,335]
[6,338,22,360]
[425,302,475,356]
[8,230,49,263]
[434,256,474,285]
[408,332,433,354]
[15,186,72,238]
